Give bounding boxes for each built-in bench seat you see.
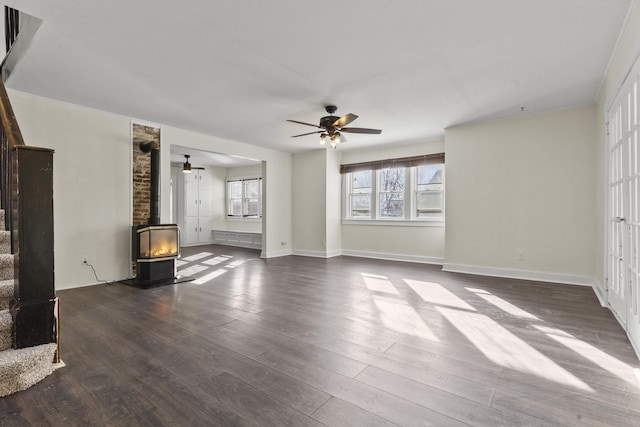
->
[212,230,262,250]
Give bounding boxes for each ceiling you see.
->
[169,145,260,168]
[3,0,634,154]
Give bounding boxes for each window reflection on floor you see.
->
[362,273,399,295]
[373,298,439,342]
[437,306,592,391]
[405,279,475,310]
[534,325,638,386]
[193,268,228,285]
[466,287,539,320]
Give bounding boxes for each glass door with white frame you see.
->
[607,59,640,344]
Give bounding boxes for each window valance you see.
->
[340,153,445,174]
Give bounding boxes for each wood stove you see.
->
[127,134,191,288]
[134,224,180,286]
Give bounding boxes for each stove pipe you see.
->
[140,141,161,225]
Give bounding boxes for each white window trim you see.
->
[226,217,262,223]
[342,219,445,227]
[226,175,262,219]
[342,165,444,226]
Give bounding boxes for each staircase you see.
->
[0,5,59,398]
[0,208,57,398]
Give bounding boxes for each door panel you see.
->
[608,102,627,325]
[607,62,640,344]
[185,217,199,245]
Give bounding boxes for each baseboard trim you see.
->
[342,250,444,265]
[591,278,607,307]
[441,263,594,287]
[292,249,342,259]
[260,249,292,259]
[628,331,640,362]
[181,240,214,247]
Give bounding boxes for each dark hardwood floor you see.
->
[2,244,640,426]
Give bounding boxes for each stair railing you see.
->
[0,74,56,350]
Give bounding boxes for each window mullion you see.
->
[343,174,350,219]
[372,170,379,219]
[405,167,413,220]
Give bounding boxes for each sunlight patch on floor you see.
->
[193,268,228,285]
[178,264,209,276]
[182,252,214,262]
[438,307,593,392]
[466,288,539,320]
[227,259,248,268]
[362,273,399,295]
[203,255,233,266]
[374,298,439,341]
[405,279,475,310]
[534,325,639,387]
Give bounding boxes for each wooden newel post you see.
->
[10,145,56,348]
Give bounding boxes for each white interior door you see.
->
[608,101,627,325]
[626,75,640,344]
[607,58,640,344]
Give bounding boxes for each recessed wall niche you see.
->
[132,123,160,226]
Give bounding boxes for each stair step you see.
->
[0,279,12,311]
[0,254,13,281]
[0,231,9,254]
[0,343,57,397]
[0,310,11,351]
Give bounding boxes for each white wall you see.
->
[210,166,227,231]
[292,149,327,254]
[227,164,262,178]
[444,105,597,284]
[340,140,446,263]
[159,126,292,258]
[325,147,342,255]
[9,90,132,289]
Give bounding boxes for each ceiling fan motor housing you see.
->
[320,115,340,132]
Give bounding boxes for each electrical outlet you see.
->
[517,251,525,261]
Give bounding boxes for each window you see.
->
[342,154,444,224]
[379,168,405,218]
[350,170,372,217]
[415,164,443,218]
[227,177,262,218]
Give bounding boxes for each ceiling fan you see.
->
[287,105,382,147]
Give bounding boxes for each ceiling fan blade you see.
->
[291,130,323,138]
[287,119,322,129]
[332,113,358,128]
[341,127,382,134]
